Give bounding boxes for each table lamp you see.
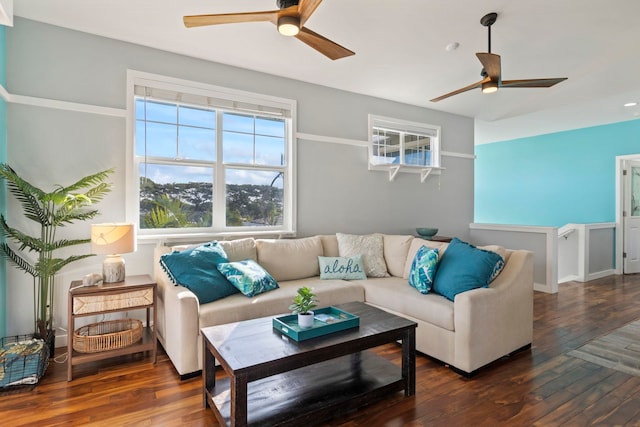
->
[91,223,136,283]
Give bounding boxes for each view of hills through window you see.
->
[136,98,286,229]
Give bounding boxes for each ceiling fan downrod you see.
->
[480,12,498,53]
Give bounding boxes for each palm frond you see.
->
[0,164,50,226]
[37,255,95,276]
[0,215,45,253]
[53,209,100,226]
[0,242,37,277]
[54,168,114,196]
[83,182,113,204]
[50,238,91,251]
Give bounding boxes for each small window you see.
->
[369,115,441,178]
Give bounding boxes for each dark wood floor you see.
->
[2,274,640,426]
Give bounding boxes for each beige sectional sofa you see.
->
[153,234,534,378]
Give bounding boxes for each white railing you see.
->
[557,223,616,283]
[469,224,558,293]
[469,222,616,294]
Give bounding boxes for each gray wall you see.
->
[4,18,474,336]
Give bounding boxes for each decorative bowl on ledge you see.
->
[416,227,438,240]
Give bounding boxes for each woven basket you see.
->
[73,319,142,353]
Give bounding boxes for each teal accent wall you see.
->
[475,119,640,227]
[0,25,6,338]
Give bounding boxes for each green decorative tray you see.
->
[273,306,359,342]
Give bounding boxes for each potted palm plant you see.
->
[0,164,113,355]
[288,286,318,329]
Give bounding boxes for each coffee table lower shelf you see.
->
[205,351,405,427]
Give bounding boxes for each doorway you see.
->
[615,154,640,274]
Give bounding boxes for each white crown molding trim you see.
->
[0,84,126,117]
[297,131,473,159]
[296,132,367,147]
[441,151,476,159]
[0,83,9,101]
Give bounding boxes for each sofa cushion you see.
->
[360,277,454,331]
[403,238,448,279]
[478,245,508,280]
[319,235,339,257]
[256,236,323,281]
[159,241,239,304]
[383,235,414,277]
[219,238,257,262]
[318,255,367,280]
[408,246,439,294]
[432,238,505,301]
[337,233,389,278]
[217,259,279,297]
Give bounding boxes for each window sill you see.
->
[137,230,296,246]
[368,164,445,182]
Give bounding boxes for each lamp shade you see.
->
[91,223,136,255]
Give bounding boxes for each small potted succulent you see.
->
[289,287,318,329]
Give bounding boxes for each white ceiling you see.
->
[13,0,640,144]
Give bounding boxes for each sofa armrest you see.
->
[453,250,534,373]
[154,246,201,376]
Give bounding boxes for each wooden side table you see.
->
[67,274,157,381]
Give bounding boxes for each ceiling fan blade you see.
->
[184,10,279,28]
[298,0,323,26]
[476,53,501,81]
[501,77,568,88]
[295,27,354,60]
[430,77,490,102]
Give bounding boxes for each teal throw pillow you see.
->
[408,246,439,294]
[159,241,239,304]
[432,238,505,301]
[318,255,367,280]
[216,259,279,297]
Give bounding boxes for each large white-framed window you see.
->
[368,115,441,182]
[126,71,296,239]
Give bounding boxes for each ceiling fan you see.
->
[430,12,567,102]
[183,0,355,60]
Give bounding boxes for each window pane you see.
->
[139,163,213,229]
[178,126,216,161]
[225,168,284,227]
[256,117,285,138]
[135,99,145,120]
[371,128,401,165]
[256,135,285,166]
[146,122,177,158]
[223,131,254,163]
[135,120,146,156]
[632,165,640,216]
[223,112,254,133]
[145,101,177,124]
[179,106,215,128]
[404,134,432,166]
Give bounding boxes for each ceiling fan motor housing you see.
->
[277,0,299,9]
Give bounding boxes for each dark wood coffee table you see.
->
[201,301,417,427]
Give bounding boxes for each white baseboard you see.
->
[558,274,581,283]
[586,269,616,282]
[534,282,558,294]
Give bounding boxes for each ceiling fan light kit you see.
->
[278,15,300,36]
[482,81,498,94]
[430,12,567,102]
